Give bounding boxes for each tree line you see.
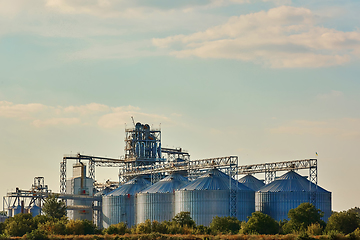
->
[0,194,359,239]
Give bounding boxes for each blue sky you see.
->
[1,0,360,212]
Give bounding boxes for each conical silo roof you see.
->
[238,174,265,191]
[257,171,329,193]
[180,168,252,191]
[140,172,188,193]
[106,176,150,196]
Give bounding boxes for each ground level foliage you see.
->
[0,204,359,239]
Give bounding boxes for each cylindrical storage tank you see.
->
[137,172,188,224]
[102,176,150,228]
[238,175,265,191]
[29,205,41,217]
[12,205,21,216]
[256,171,332,222]
[7,207,13,217]
[175,168,255,226]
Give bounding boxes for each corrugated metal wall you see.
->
[102,195,136,228]
[137,192,174,224]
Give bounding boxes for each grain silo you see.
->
[137,172,188,224]
[238,174,265,191]
[29,205,41,217]
[175,168,255,226]
[256,171,331,221]
[102,176,150,228]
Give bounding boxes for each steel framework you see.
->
[236,159,318,205]
[60,154,125,193]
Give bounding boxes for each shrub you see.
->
[105,222,128,235]
[25,228,49,240]
[325,210,360,235]
[307,223,323,236]
[38,219,67,235]
[172,212,195,228]
[297,232,314,240]
[192,225,211,235]
[283,203,325,234]
[241,212,279,235]
[135,220,152,234]
[209,216,242,234]
[327,230,346,240]
[4,213,35,237]
[65,219,97,235]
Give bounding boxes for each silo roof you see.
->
[238,174,265,191]
[106,176,150,196]
[257,171,329,193]
[94,187,112,196]
[140,172,188,193]
[180,168,253,191]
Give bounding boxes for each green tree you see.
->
[283,203,325,234]
[325,210,360,234]
[241,211,279,235]
[172,211,195,228]
[209,216,242,234]
[4,213,35,237]
[42,194,67,219]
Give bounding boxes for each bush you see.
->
[325,210,360,235]
[4,213,35,237]
[135,220,152,234]
[209,216,241,234]
[241,212,279,235]
[25,228,49,240]
[283,203,325,234]
[38,219,67,235]
[192,225,211,235]
[307,223,323,236]
[172,212,195,228]
[347,228,360,240]
[297,232,314,240]
[105,222,128,235]
[65,219,97,235]
[327,230,346,240]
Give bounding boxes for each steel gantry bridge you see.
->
[60,152,318,217]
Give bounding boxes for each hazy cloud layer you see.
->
[269,118,360,138]
[0,101,171,128]
[153,6,360,68]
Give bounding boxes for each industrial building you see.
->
[3,121,332,228]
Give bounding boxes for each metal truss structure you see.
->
[236,159,318,206]
[61,154,125,193]
[161,147,190,162]
[3,177,52,214]
[119,156,238,180]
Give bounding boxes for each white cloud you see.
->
[32,118,81,127]
[269,118,360,138]
[0,101,171,129]
[63,103,110,114]
[153,6,360,68]
[0,101,49,119]
[98,111,170,128]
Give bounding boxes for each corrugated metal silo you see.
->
[12,205,21,216]
[175,168,255,226]
[102,176,150,228]
[256,171,331,221]
[137,172,188,224]
[238,175,265,191]
[29,205,41,217]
